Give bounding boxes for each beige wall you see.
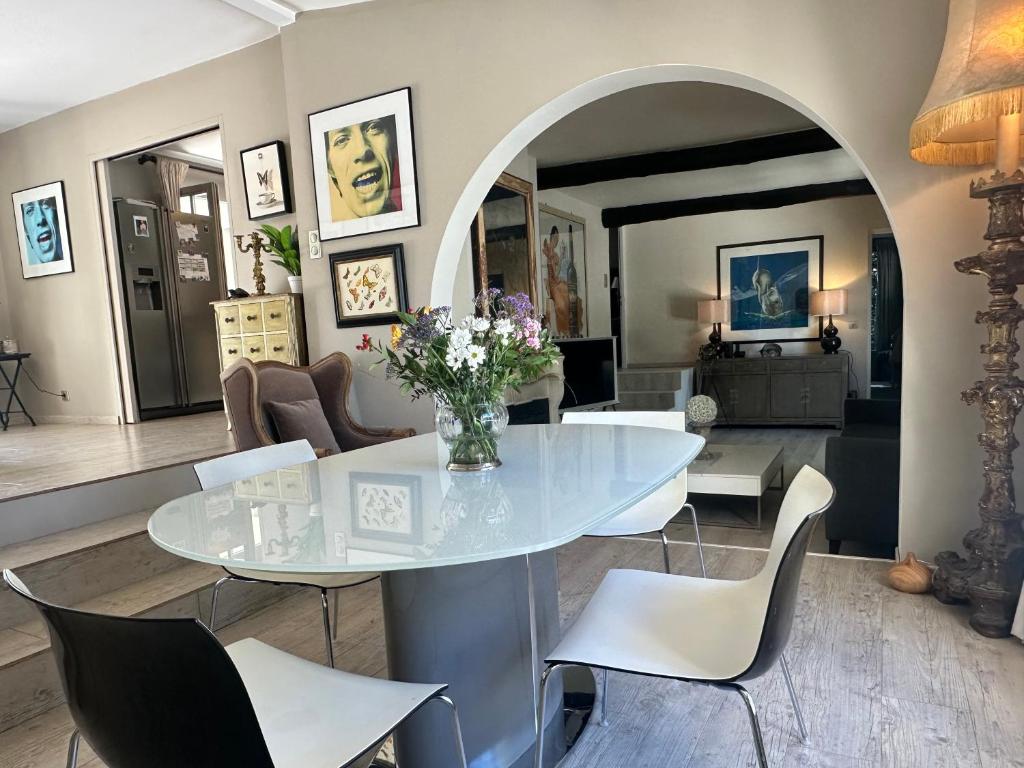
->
[0,0,1001,561]
[621,195,890,393]
[0,38,289,422]
[277,0,989,561]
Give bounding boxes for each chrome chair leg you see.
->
[599,668,611,727]
[320,588,335,668]
[66,729,80,768]
[722,683,769,768]
[433,694,468,768]
[207,575,233,632]
[332,588,341,641]
[533,663,570,768]
[683,503,707,578]
[780,653,809,744]
[659,530,672,574]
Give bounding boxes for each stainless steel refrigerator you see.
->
[115,198,224,418]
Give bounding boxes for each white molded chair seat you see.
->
[561,410,705,577]
[535,466,836,768]
[226,638,445,768]
[549,568,762,681]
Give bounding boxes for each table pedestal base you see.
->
[382,552,565,768]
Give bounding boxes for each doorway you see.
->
[106,128,232,420]
[870,233,903,396]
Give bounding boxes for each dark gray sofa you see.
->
[824,398,900,555]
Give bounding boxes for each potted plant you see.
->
[259,223,302,294]
[356,290,560,471]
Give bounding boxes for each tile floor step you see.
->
[618,390,685,411]
[0,510,150,572]
[616,368,689,392]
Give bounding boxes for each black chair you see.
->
[3,569,467,768]
[533,466,835,768]
[824,398,900,554]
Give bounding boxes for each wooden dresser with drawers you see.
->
[211,293,307,372]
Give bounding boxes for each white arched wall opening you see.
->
[429,62,905,549]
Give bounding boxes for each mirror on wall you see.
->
[470,172,537,307]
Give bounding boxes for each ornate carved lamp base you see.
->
[932,169,1024,638]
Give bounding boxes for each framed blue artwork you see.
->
[716,235,823,343]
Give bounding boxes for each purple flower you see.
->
[398,306,451,350]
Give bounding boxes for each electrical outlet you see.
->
[847,321,858,329]
[308,230,322,259]
[60,390,69,401]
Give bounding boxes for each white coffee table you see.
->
[688,444,785,529]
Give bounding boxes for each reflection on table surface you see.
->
[148,424,704,574]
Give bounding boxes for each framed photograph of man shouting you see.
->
[309,87,420,241]
[12,180,74,279]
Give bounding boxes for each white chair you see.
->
[194,440,379,669]
[534,465,835,768]
[561,411,706,578]
[3,568,467,768]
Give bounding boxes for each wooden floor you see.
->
[0,412,233,501]
[3,535,1021,768]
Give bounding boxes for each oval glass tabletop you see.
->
[148,423,704,574]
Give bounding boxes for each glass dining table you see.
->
[148,423,704,768]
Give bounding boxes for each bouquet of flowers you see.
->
[357,289,560,469]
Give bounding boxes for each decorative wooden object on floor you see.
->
[888,553,932,594]
[211,293,307,372]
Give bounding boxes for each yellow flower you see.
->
[390,324,403,349]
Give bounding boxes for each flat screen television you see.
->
[555,336,619,412]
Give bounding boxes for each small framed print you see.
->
[132,215,150,238]
[308,87,420,241]
[12,180,74,279]
[329,243,408,327]
[349,472,421,543]
[239,140,293,220]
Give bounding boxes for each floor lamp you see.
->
[909,0,1024,637]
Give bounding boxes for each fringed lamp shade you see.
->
[910,0,1024,167]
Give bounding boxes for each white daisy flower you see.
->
[445,347,466,370]
[471,317,490,333]
[465,344,486,370]
[450,328,472,351]
[494,318,514,337]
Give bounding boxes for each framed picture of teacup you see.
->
[239,140,293,221]
[12,180,74,279]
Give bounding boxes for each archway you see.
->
[430,64,896,307]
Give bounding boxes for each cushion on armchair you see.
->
[265,399,341,455]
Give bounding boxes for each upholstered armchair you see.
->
[220,352,416,453]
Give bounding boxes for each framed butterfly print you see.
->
[239,140,293,220]
[329,243,408,327]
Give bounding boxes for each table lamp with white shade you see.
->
[810,288,848,354]
[909,0,1024,638]
[697,298,729,356]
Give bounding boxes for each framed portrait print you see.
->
[12,181,74,279]
[308,87,420,241]
[132,215,150,238]
[329,243,409,327]
[239,140,293,220]
[349,472,422,543]
[716,235,823,344]
[539,204,588,338]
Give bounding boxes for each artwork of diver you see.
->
[729,250,808,331]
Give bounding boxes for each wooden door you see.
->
[770,372,807,419]
[805,371,844,419]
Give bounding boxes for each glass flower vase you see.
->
[435,401,509,471]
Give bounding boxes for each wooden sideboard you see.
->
[700,354,848,428]
[211,293,307,372]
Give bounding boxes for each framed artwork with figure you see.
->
[539,204,587,338]
[12,180,74,279]
[308,87,420,241]
[716,235,823,344]
[239,140,293,220]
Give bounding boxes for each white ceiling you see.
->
[530,82,816,167]
[0,0,372,134]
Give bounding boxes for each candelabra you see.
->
[234,231,269,296]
